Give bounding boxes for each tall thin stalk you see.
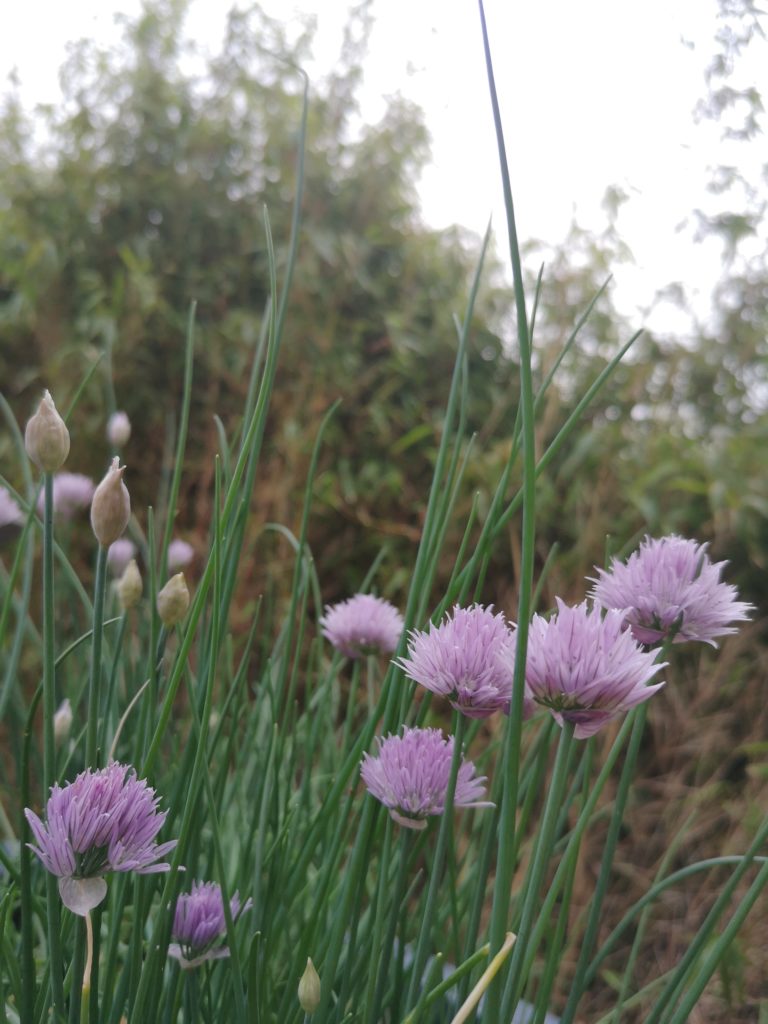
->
[42,472,66,1018]
[477,4,539,1019]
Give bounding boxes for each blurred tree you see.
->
[0,0,764,616]
[505,0,768,610]
[0,0,514,598]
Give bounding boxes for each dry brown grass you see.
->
[561,625,768,1022]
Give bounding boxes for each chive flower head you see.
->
[167,537,195,572]
[25,762,176,915]
[168,880,252,970]
[107,537,137,575]
[360,727,491,830]
[397,605,514,718]
[320,593,404,658]
[523,600,665,738]
[37,473,95,521]
[0,485,23,544]
[590,535,752,647]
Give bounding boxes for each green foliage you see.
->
[0,3,766,1020]
[0,0,520,599]
[0,0,765,616]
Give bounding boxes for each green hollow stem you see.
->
[609,811,697,1024]
[640,815,768,1024]
[366,825,410,1024]
[478,0,539,1017]
[559,702,648,1023]
[361,818,394,1024]
[85,545,109,767]
[42,474,56,796]
[404,713,467,1013]
[42,472,66,1019]
[311,799,377,1021]
[661,854,768,1024]
[97,613,129,756]
[508,716,634,994]
[571,640,674,1021]
[531,746,589,1024]
[499,722,575,1020]
[71,543,109,1024]
[341,660,362,753]
[401,944,491,1024]
[20,686,42,1024]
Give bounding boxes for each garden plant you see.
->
[0,2,765,1022]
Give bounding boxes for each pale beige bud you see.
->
[298,957,321,1015]
[117,559,142,610]
[53,698,73,746]
[90,458,131,547]
[157,572,190,628]
[107,411,131,447]
[24,390,70,472]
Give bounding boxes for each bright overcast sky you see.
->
[2,0,765,332]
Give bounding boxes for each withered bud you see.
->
[90,458,131,547]
[298,958,321,1015]
[25,390,70,472]
[157,573,190,628]
[53,698,73,746]
[117,559,142,610]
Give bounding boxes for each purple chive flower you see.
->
[168,538,195,572]
[168,881,253,969]
[107,537,137,575]
[523,600,665,739]
[36,472,95,521]
[107,410,131,448]
[320,594,404,658]
[0,485,23,545]
[590,535,753,647]
[25,762,177,915]
[397,605,514,718]
[361,727,492,830]
[0,485,23,528]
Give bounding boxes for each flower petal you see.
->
[59,876,108,916]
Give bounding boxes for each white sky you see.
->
[2,0,766,333]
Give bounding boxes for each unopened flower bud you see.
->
[90,458,131,547]
[117,559,142,610]
[54,698,73,746]
[157,573,190,628]
[298,957,321,1015]
[25,390,70,472]
[107,411,131,448]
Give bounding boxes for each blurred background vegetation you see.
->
[0,0,766,1017]
[1,0,765,612]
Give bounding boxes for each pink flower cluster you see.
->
[37,473,95,521]
[25,762,176,915]
[361,727,491,830]
[169,881,252,969]
[590,534,752,646]
[320,593,404,658]
[361,534,749,825]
